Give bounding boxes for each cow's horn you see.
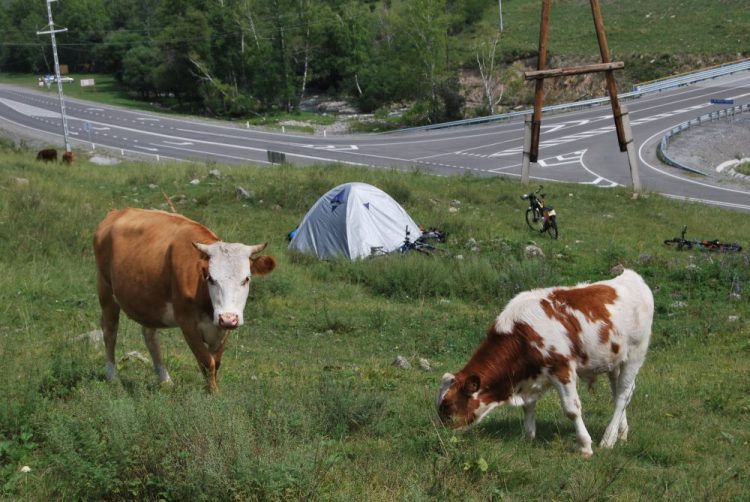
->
[193,242,212,256]
[248,242,268,256]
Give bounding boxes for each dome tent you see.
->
[288,182,420,260]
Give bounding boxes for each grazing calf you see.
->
[437,269,653,457]
[36,148,57,162]
[62,151,75,164]
[93,208,276,392]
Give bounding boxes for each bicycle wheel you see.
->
[525,208,544,232]
[546,217,558,240]
[414,242,440,256]
[719,243,742,252]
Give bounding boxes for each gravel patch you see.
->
[665,117,750,182]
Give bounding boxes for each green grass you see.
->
[0,141,748,500]
[473,0,748,60]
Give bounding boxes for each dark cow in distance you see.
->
[36,148,57,162]
[93,208,277,392]
[437,269,653,457]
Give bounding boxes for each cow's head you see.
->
[193,241,276,329]
[436,372,484,428]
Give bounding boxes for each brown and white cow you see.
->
[93,208,276,392]
[437,269,653,457]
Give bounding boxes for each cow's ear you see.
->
[462,375,481,395]
[251,255,276,276]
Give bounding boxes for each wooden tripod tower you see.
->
[521,0,641,191]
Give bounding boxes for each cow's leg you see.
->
[551,373,593,457]
[142,327,172,385]
[606,368,628,441]
[600,358,644,449]
[211,334,231,374]
[522,401,537,439]
[98,280,120,381]
[178,321,220,393]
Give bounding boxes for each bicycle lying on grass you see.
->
[663,226,742,252]
[396,226,443,255]
[370,226,444,257]
[521,185,558,239]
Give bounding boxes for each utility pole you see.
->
[498,0,504,32]
[37,0,71,154]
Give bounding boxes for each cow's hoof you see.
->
[159,379,175,389]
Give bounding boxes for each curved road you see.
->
[1,71,749,211]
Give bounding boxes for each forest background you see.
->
[1,0,747,127]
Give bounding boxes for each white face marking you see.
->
[437,373,455,408]
[195,242,255,327]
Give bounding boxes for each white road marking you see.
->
[637,127,750,210]
[0,98,60,118]
[301,144,359,151]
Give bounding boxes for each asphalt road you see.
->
[1,71,749,212]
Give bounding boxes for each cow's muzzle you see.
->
[218,313,240,329]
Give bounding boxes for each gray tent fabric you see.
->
[288,182,420,260]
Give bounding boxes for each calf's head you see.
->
[436,372,485,428]
[194,241,276,329]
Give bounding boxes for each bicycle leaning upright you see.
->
[521,185,558,239]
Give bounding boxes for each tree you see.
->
[122,44,159,97]
[392,0,462,123]
[475,32,504,115]
[2,0,48,73]
[56,0,111,71]
[96,30,144,81]
[154,5,212,109]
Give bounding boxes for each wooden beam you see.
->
[591,0,627,151]
[530,0,552,162]
[524,61,624,80]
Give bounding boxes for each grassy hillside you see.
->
[477,0,747,61]
[1,145,748,499]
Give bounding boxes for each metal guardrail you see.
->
[633,59,750,93]
[392,59,750,134]
[657,103,750,176]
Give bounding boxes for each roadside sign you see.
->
[710,98,734,105]
[80,78,95,87]
[83,121,92,132]
[267,150,286,164]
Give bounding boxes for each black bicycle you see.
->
[521,185,558,239]
[397,226,439,255]
[664,226,742,252]
[370,226,441,257]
